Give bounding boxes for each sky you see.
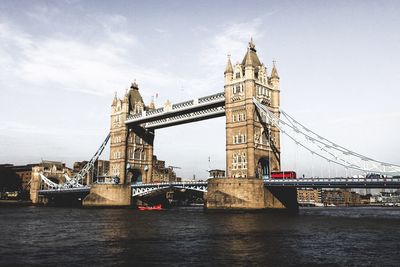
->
[0,0,399,179]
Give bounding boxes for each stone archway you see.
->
[256,157,270,179]
[128,168,142,184]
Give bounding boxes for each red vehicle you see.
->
[138,204,162,211]
[270,171,297,179]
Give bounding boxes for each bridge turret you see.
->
[224,54,233,84]
[270,60,280,113]
[112,92,118,106]
[224,40,281,179]
[109,79,154,186]
[209,41,296,211]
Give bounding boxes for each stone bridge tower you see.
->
[109,81,154,184]
[224,39,281,179]
[206,40,298,211]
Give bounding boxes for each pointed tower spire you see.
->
[242,38,261,67]
[112,91,118,106]
[245,47,253,67]
[131,79,139,90]
[249,37,256,52]
[149,96,156,109]
[224,54,233,74]
[271,60,279,79]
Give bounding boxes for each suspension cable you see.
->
[253,98,400,176]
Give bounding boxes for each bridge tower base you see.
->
[205,178,298,211]
[82,184,131,207]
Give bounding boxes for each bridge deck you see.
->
[38,178,400,197]
[125,92,225,129]
[38,187,90,195]
[264,178,400,189]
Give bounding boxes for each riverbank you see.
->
[0,200,32,206]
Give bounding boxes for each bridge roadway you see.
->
[125,92,225,129]
[38,177,400,197]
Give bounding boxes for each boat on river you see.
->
[138,204,162,211]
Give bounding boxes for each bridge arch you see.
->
[128,168,142,184]
[257,157,270,179]
[131,183,208,197]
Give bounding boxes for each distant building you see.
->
[359,194,371,205]
[1,161,71,200]
[152,156,178,183]
[0,163,37,192]
[379,191,400,206]
[297,188,322,206]
[322,189,361,206]
[73,159,110,184]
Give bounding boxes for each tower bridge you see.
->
[31,40,400,209]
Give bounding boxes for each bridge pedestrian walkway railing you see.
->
[131,180,208,197]
[125,92,225,124]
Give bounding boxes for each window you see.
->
[134,149,141,160]
[233,84,244,94]
[236,72,240,79]
[233,133,246,144]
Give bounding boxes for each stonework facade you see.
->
[109,81,154,184]
[30,160,72,204]
[152,156,178,183]
[224,40,281,179]
[297,188,322,204]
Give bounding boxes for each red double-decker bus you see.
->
[270,171,297,179]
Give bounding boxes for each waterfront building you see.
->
[0,163,37,192]
[152,156,178,183]
[322,189,361,206]
[379,191,400,206]
[297,188,322,206]
[1,161,71,200]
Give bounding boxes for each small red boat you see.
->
[138,204,162,211]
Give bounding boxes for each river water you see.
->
[1,206,399,266]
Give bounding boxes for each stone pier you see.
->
[83,184,131,207]
[205,178,298,211]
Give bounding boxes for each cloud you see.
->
[25,4,61,24]
[0,20,177,99]
[199,18,264,67]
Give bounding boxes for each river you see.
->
[1,206,399,266]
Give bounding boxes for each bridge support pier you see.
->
[30,166,47,204]
[205,178,298,211]
[82,184,131,207]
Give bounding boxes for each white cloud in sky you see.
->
[0,19,178,98]
[200,18,263,67]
